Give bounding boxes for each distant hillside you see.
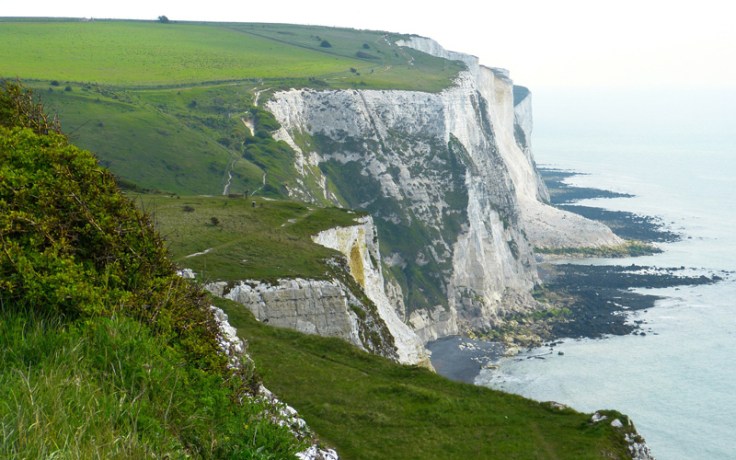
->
[0,19,462,90]
[0,19,464,195]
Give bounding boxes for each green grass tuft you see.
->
[0,308,305,459]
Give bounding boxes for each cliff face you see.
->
[266,37,621,341]
[312,215,428,365]
[205,215,429,365]
[207,276,398,361]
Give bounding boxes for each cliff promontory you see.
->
[266,37,621,343]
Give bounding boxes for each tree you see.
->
[158,15,170,23]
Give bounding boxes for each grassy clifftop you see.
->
[0,19,463,196]
[138,193,366,282]
[217,296,639,459]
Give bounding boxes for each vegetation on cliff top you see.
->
[138,193,365,282]
[0,19,462,90]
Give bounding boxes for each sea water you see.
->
[476,88,736,459]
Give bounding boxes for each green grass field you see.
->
[0,309,304,459]
[137,194,365,282]
[1,19,462,91]
[217,297,637,460]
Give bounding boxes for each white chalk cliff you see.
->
[265,36,621,343]
[205,275,398,361]
[397,36,623,250]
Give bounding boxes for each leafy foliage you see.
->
[0,80,61,135]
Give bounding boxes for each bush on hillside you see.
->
[0,81,306,457]
[0,80,61,135]
[0,80,228,369]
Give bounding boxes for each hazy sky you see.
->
[4,0,735,90]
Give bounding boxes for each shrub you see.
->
[0,80,61,135]
[320,40,332,48]
[356,51,378,60]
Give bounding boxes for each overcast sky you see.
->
[4,0,735,90]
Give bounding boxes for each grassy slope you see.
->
[1,19,463,195]
[138,194,365,282]
[143,193,639,459]
[0,310,304,458]
[36,84,264,194]
[0,103,304,458]
[218,298,634,460]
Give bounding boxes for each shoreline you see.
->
[428,167,726,382]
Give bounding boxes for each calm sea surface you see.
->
[476,88,736,459]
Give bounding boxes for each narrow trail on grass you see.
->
[250,172,267,197]
[222,161,235,195]
[253,88,270,107]
[185,248,214,258]
[281,208,316,228]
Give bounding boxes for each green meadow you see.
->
[0,19,462,90]
[137,194,364,282]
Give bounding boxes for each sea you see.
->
[474,88,735,459]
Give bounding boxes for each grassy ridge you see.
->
[218,298,635,460]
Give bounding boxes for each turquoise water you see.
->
[477,89,736,459]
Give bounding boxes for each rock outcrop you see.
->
[210,306,340,459]
[266,36,620,341]
[204,215,429,366]
[206,277,397,361]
